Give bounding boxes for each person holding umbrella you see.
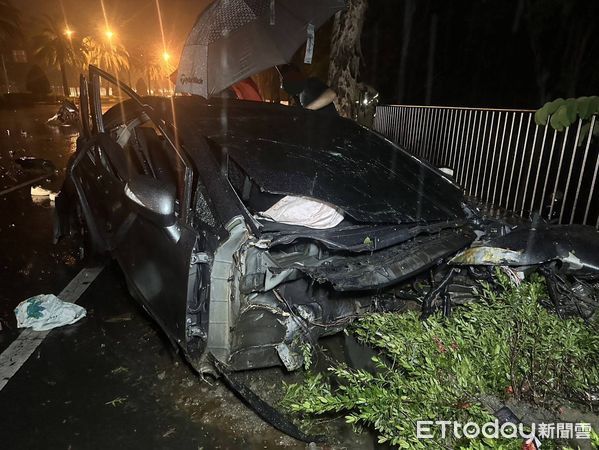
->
[278,64,337,114]
[175,0,346,100]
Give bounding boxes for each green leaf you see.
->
[550,104,570,131]
[576,96,593,119]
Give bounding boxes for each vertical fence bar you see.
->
[427,108,439,161]
[409,107,417,151]
[446,109,458,168]
[499,112,517,207]
[520,124,539,215]
[422,107,432,159]
[452,110,466,171]
[474,111,489,198]
[486,112,503,203]
[438,108,449,165]
[583,116,598,225]
[559,119,583,224]
[481,111,497,201]
[434,108,445,163]
[491,112,509,206]
[429,108,439,163]
[420,108,432,161]
[403,106,412,150]
[423,108,433,160]
[456,110,470,183]
[444,109,454,166]
[508,113,532,211]
[463,110,479,190]
[570,115,596,224]
[391,107,398,143]
[451,109,461,168]
[459,110,475,187]
[548,127,570,220]
[528,122,550,216]
[505,113,524,209]
[399,107,406,147]
[466,111,483,195]
[413,108,422,156]
[538,129,558,216]
[416,108,425,155]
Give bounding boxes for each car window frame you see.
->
[84,65,194,224]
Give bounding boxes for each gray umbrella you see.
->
[175,0,346,98]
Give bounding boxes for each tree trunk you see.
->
[396,0,416,104]
[59,60,70,97]
[328,0,368,119]
[425,13,438,105]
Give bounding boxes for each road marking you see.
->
[0,265,104,391]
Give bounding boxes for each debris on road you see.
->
[14,294,86,331]
[30,185,57,201]
[105,396,127,407]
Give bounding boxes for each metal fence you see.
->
[373,105,599,228]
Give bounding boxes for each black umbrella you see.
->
[175,0,346,98]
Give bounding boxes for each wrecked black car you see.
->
[55,67,599,376]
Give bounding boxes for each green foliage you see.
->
[535,97,599,145]
[282,271,599,448]
[299,340,314,370]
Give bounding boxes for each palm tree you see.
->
[128,46,171,95]
[0,1,21,93]
[80,35,129,96]
[0,1,21,45]
[147,54,174,94]
[32,15,77,97]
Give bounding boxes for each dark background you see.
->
[361,0,599,108]
[7,0,599,109]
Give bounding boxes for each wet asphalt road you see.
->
[0,104,81,349]
[0,104,372,449]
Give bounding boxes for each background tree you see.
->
[25,64,51,96]
[135,77,148,96]
[0,1,21,93]
[328,0,368,118]
[32,15,77,97]
[0,1,21,45]
[146,51,174,94]
[80,36,129,96]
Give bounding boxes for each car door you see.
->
[72,67,199,350]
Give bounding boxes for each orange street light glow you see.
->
[64,28,74,38]
[105,29,114,40]
[162,51,171,62]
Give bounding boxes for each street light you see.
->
[162,51,171,63]
[64,28,74,39]
[105,29,114,40]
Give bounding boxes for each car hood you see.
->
[175,97,465,224]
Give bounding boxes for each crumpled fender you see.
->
[450,224,599,272]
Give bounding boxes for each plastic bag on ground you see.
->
[259,195,344,229]
[14,294,86,331]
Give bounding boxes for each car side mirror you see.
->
[124,175,176,227]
